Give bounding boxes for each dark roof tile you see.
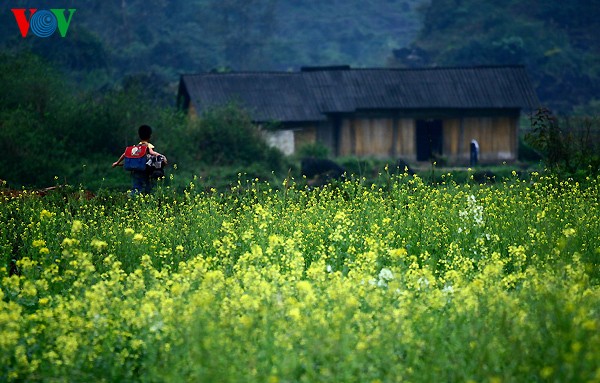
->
[180,66,540,122]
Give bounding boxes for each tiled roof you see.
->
[179,66,540,122]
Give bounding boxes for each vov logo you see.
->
[11,9,76,38]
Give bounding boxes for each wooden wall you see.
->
[337,117,415,158]
[331,114,517,163]
[187,104,198,119]
[294,126,317,148]
[443,116,518,163]
[283,113,518,164]
[396,119,416,159]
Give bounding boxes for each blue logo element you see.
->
[29,10,58,38]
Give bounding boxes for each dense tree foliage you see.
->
[0,53,169,187]
[0,0,421,80]
[0,52,286,189]
[525,108,600,175]
[390,0,600,114]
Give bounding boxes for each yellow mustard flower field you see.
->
[1,173,599,382]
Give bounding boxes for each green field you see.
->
[1,173,599,382]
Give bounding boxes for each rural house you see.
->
[178,65,540,164]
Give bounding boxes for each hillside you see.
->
[0,0,424,82]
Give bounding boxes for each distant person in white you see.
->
[470,139,479,166]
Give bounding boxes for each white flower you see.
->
[379,268,394,281]
[458,194,485,230]
[417,276,430,290]
[377,268,394,288]
[150,320,164,333]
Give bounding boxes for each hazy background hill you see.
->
[0,0,423,87]
[1,0,598,113]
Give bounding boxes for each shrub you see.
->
[186,103,285,172]
[525,107,600,176]
[295,142,330,159]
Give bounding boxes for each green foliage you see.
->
[271,0,422,69]
[0,53,181,189]
[0,53,61,114]
[518,135,542,163]
[295,142,330,159]
[0,53,69,186]
[186,103,285,171]
[526,108,600,175]
[27,27,109,72]
[0,108,67,186]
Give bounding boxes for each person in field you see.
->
[112,124,167,195]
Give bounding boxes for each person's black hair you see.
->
[138,125,152,140]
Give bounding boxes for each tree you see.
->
[0,53,68,186]
[526,108,600,175]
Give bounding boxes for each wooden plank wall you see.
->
[291,115,517,163]
[338,118,415,158]
[294,126,317,149]
[188,104,198,119]
[397,119,416,159]
[443,117,517,163]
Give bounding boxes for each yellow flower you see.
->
[71,220,83,233]
[540,366,554,378]
[20,281,37,297]
[61,238,79,247]
[32,239,46,248]
[389,248,407,260]
[124,228,135,235]
[131,339,145,351]
[91,239,108,251]
[133,233,144,242]
[39,247,50,255]
[582,319,596,331]
[40,209,54,220]
[176,245,184,252]
[288,307,301,321]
